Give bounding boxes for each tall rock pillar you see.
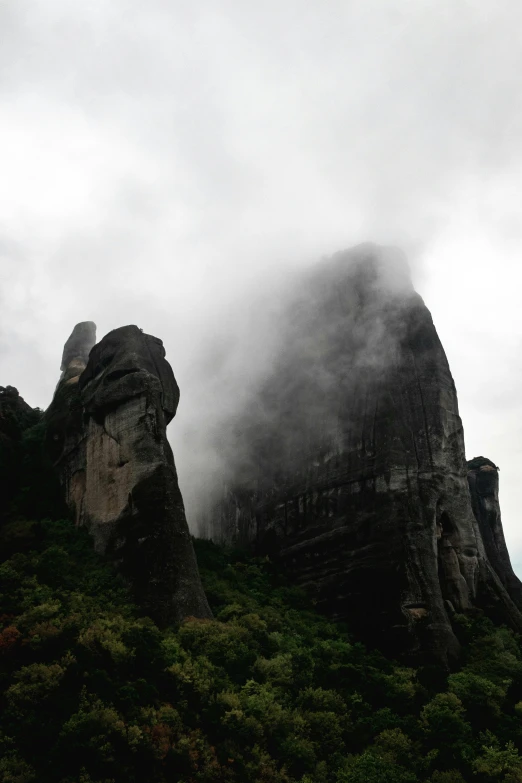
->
[468,457,522,610]
[46,324,211,626]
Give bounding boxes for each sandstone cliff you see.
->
[46,323,211,626]
[210,244,522,665]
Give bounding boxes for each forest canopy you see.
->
[2,514,522,782]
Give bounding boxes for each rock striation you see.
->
[210,244,522,665]
[45,323,211,626]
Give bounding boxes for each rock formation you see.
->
[46,323,211,626]
[45,321,97,471]
[210,244,522,665]
[467,457,522,609]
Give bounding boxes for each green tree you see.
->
[472,733,522,782]
[420,692,473,767]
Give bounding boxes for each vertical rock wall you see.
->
[467,457,522,609]
[210,244,522,664]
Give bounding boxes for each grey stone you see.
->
[60,321,97,373]
[467,457,522,609]
[46,324,211,626]
[210,244,522,665]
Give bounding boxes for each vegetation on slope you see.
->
[2,408,522,782]
[2,516,522,783]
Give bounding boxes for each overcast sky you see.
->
[1,1,522,570]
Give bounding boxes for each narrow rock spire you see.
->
[60,321,97,372]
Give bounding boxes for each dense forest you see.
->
[2,407,522,783]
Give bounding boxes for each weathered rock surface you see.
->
[467,457,522,609]
[46,324,211,626]
[61,321,98,375]
[211,244,522,665]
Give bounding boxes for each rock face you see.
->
[211,244,522,665]
[46,324,211,626]
[61,321,98,375]
[45,322,97,474]
[467,457,522,609]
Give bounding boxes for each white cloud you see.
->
[1,0,522,568]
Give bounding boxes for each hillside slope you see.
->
[2,514,522,782]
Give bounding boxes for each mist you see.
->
[1,2,522,568]
[183,244,418,538]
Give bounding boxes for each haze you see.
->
[1,1,522,570]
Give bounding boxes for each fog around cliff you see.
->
[1,2,522,569]
[184,244,420,537]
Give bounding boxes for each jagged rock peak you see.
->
[467,456,522,608]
